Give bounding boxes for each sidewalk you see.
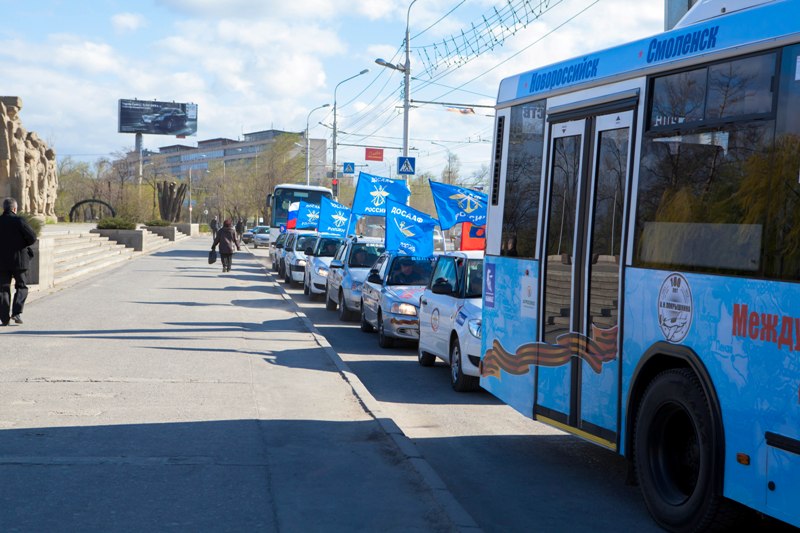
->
[0,238,460,532]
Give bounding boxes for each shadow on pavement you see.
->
[0,419,452,532]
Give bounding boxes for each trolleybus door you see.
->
[538,110,633,449]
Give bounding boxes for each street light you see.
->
[332,69,369,184]
[305,103,330,186]
[375,0,418,158]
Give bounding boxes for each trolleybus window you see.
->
[501,101,545,258]
[636,51,780,277]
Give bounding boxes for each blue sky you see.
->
[0,0,663,178]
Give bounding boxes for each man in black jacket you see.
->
[0,198,37,326]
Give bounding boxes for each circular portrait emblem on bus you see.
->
[657,273,693,343]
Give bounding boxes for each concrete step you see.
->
[55,253,134,285]
[54,246,133,275]
[54,239,125,259]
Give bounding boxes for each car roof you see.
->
[441,250,484,260]
[345,235,384,245]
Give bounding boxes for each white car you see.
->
[417,250,484,392]
[282,231,318,285]
[304,235,344,299]
[325,236,385,321]
[269,232,288,271]
[253,228,271,249]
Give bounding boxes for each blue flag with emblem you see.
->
[385,199,438,257]
[428,179,488,230]
[351,172,410,216]
[296,201,320,230]
[318,197,351,236]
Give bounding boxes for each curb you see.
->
[259,255,481,532]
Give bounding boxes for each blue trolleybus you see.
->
[481,0,800,529]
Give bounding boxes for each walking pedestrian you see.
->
[235,218,244,244]
[211,219,240,273]
[209,216,219,236]
[0,197,37,326]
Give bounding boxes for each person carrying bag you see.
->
[211,219,240,273]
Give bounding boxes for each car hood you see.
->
[313,256,334,268]
[385,285,426,304]
[460,297,483,319]
[348,268,370,284]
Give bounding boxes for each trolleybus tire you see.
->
[634,368,725,532]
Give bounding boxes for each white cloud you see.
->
[111,12,146,33]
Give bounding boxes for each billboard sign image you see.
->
[118,99,198,136]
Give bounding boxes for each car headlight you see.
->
[296,259,306,267]
[391,302,418,316]
[316,267,329,277]
[351,281,363,292]
[468,319,482,339]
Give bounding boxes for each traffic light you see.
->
[332,178,339,197]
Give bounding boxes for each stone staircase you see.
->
[30,225,190,293]
[52,232,136,285]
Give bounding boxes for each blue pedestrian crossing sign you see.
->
[397,156,416,175]
[342,162,355,174]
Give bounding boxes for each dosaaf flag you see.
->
[319,197,351,237]
[296,201,320,230]
[385,199,438,257]
[351,172,410,216]
[428,179,488,230]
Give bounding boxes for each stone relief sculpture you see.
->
[0,96,57,219]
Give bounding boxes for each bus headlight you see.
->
[391,302,417,316]
[468,319,482,338]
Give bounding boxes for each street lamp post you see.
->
[375,0,418,157]
[332,69,369,185]
[306,104,330,186]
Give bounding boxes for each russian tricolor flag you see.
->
[286,202,300,229]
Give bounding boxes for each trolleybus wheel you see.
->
[634,368,725,532]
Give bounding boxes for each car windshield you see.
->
[348,243,384,268]
[316,238,342,257]
[387,257,434,286]
[295,235,316,251]
[464,259,484,298]
[274,233,287,245]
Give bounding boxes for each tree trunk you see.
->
[157,181,187,222]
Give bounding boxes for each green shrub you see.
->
[97,217,137,230]
[200,223,210,233]
[18,212,43,236]
[144,219,171,227]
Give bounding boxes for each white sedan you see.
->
[417,251,484,392]
[304,235,344,298]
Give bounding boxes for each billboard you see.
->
[118,99,198,136]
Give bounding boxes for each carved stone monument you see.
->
[0,97,58,219]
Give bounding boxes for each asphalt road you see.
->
[255,246,661,533]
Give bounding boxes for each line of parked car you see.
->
[263,230,484,392]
